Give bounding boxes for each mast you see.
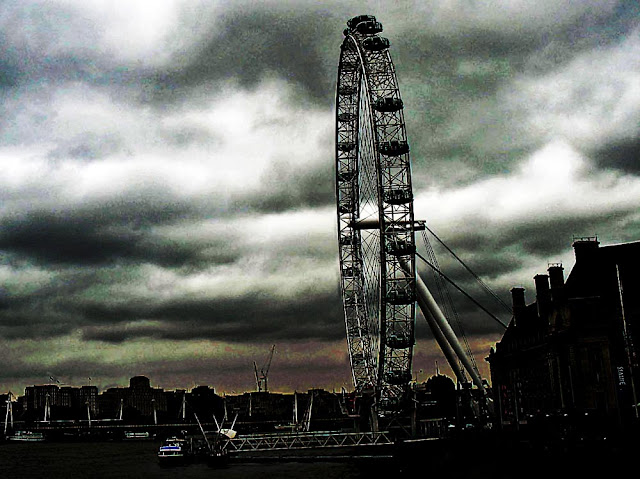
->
[4,392,13,435]
[44,393,51,422]
[152,398,157,425]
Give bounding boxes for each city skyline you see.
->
[1,1,639,395]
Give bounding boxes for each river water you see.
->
[0,441,398,478]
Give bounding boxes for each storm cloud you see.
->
[1,0,639,393]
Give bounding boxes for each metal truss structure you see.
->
[336,15,417,413]
[226,430,393,452]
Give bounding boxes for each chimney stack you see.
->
[510,287,526,326]
[548,263,565,303]
[572,236,599,263]
[534,274,551,320]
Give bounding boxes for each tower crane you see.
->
[254,344,276,392]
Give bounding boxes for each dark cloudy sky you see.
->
[1,1,639,395]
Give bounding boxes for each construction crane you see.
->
[254,344,276,392]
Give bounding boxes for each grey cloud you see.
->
[1,1,639,394]
[397,2,640,187]
[429,203,639,273]
[234,158,335,213]
[591,137,640,175]
[78,289,344,343]
[48,133,128,161]
[0,196,210,267]
[148,7,340,107]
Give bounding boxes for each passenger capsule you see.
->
[343,266,361,277]
[338,85,357,96]
[383,187,413,205]
[339,233,354,245]
[363,36,390,52]
[373,97,403,112]
[356,21,383,35]
[338,112,356,123]
[337,141,355,152]
[386,333,412,349]
[379,140,409,156]
[347,14,377,29]
[384,369,412,385]
[385,289,414,305]
[385,238,416,256]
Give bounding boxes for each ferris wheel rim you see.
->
[335,15,417,411]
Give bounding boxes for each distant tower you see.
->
[129,376,151,389]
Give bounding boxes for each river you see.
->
[0,441,398,478]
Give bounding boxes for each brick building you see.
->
[487,238,639,432]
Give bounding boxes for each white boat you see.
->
[7,431,45,442]
[124,431,154,440]
[157,437,189,466]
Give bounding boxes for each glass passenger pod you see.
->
[338,85,357,96]
[356,21,383,35]
[373,98,404,112]
[385,280,415,305]
[385,236,416,256]
[338,112,357,123]
[379,140,409,156]
[383,187,413,205]
[343,265,361,277]
[347,15,377,30]
[386,332,413,349]
[339,233,354,245]
[384,369,412,385]
[363,36,390,52]
[337,141,356,152]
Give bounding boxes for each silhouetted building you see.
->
[422,374,457,420]
[188,385,223,421]
[23,384,98,419]
[488,238,640,432]
[98,376,166,420]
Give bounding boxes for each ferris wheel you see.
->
[335,15,419,411]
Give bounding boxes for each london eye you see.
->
[336,15,490,415]
[336,14,418,411]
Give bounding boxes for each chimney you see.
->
[572,236,599,263]
[548,263,565,303]
[534,274,551,320]
[510,287,526,326]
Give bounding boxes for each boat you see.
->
[157,437,190,466]
[124,431,155,440]
[195,432,229,468]
[7,431,45,442]
[205,446,229,468]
